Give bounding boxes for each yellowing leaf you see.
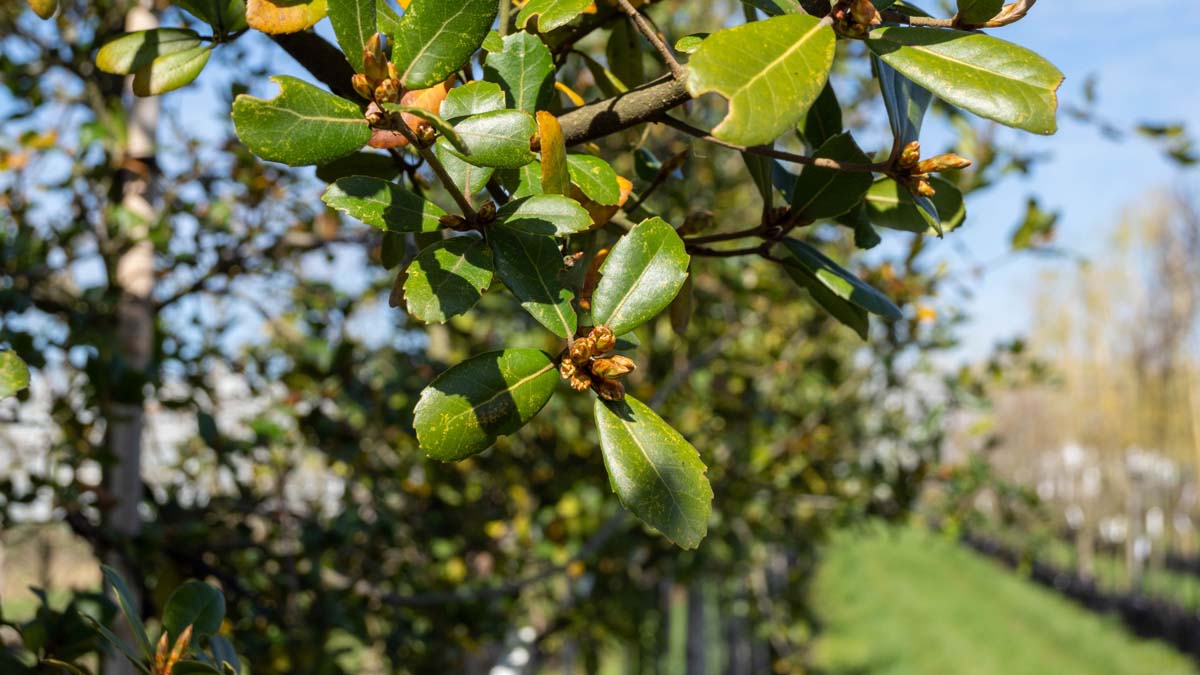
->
[537,111,568,196]
[246,0,328,34]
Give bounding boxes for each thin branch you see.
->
[393,122,477,219]
[615,0,685,80]
[657,116,884,173]
[686,244,768,258]
[880,11,955,27]
[683,225,766,246]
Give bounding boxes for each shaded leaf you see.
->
[799,81,842,148]
[780,239,902,318]
[232,76,370,166]
[436,144,495,196]
[490,226,577,337]
[497,194,592,236]
[686,14,835,146]
[101,565,154,660]
[163,580,225,641]
[316,152,400,182]
[789,133,873,220]
[783,263,869,339]
[415,349,558,460]
[328,0,376,71]
[594,395,712,550]
[876,57,931,147]
[956,0,1002,24]
[132,45,211,97]
[591,217,690,334]
[322,176,446,232]
[863,176,964,234]
[96,29,202,75]
[404,235,493,323]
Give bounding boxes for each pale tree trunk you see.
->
[102,2,158,674]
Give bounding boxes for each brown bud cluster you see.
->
[358,34,404,122]
[559,325,635,401]
[832,0,881,38]
[894,142,972,200]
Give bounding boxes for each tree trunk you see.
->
[685,583,706,675]
[102,2,158,674]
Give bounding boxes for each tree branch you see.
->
[558,76,691,146]
[615,0,685,80]
[658,116,884,173]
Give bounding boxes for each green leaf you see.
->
[328,0,376,72]
[483,32,555,114]
[435,144,495,197]
[440,80,506,120]
[741,0,803,15]
[591,217,690,335]
[131,45,211,96]
[867,27,1063,135]
[162,580,225,641]
[956,0,1002,24]
[1010,197,1058,250]
[173,0,248,33]
[686,14,835,146]
[414,349,558,460]
[210,635,241,675]
[0,351,29,399]
[101,565,154,660]
[232,76,370,166]
[490,226,577,337]
[171,661,223,675]
[403,234,492,323]
[322,176,446,232]
[376,0,401,35]
[608,19,647,88]
[875,56,932,146]
[673,33,707,54]
[863,177,962,234]
[380,103,469,155]
[516,0,593,32]
[316,152,401,183]
[593,395,712,550]
[783,263,869,339]
[799,81,842,148]
[743,152,775,210]
[497,195,592,236]
[780,239,902,318]
[789,133,873,220]
[392,0,497,89]
[497,160,544,200]
[442,110,538,168]
[96,29,201,75]
[85,616,152,674]
[566,155,621,206]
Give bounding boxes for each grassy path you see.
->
[810,525,1198,675]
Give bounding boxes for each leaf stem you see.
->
[393,122,478,219]
[615,0,686,81]
[657,116,884,173]
[686,244,769,258]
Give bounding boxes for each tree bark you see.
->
[102,2,158,674]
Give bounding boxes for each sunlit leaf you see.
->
[591,217,690,335]
[232,76,370,166]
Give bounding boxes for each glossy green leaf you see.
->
[863,177,966,235]
[591,217,690,335]
[516,0,592,32]
[233,76,370,166]
[316,152,401,183]
[956,0,1002,24]
[173,0,248,33]
[783,263,869,339]
[0,351,30,399]
[391,0,497,89]
[381,103,469,154]
[403,235,493,323]
[442,110,537,168]
[322,176,445,232]
[489,226,577,337]
[594,395,712,550]
[867,27,1063,134]
[780,239,902,319]
[440,80,506,120]
[483,31,556,113]
[328,0,376,72]
[497,160,544,200]
[101,565,154,659]
[789,133,873,220]
[686,14,835,146]
[875,56,932,146]
[414,349,558,460]
[566,154,621,206]
[799,81,842,148]
[162,580,225,641]
[376,0,401,35]
[96,29,201,75]
[743,152,775,210]
[436,143,495,196]
[132,45,211,96]
[497,194,591,236]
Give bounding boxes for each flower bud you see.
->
[593,379,626,401]
[559,357,577,380]
[590,325,615,354]
[477,200,497,223]
[591,355,635,380]
[365,101,387,127]
[439,214,467,229]
[363,33,389,82]
[898,141,921,169]
[915,153,972,174]
[415,122,437,146]
[375,79,400,104]
[352,73,373,100]
[569,338,594,365]
[914,178,936,198]
[569,371,593,392]
[850,0,881,26]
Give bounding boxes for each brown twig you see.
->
[657,116,885,173]
[615,0,686,81]
[558,76,692,146]
[683,226,766,246]
[393,123,477,219]
[686,244,769,258]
